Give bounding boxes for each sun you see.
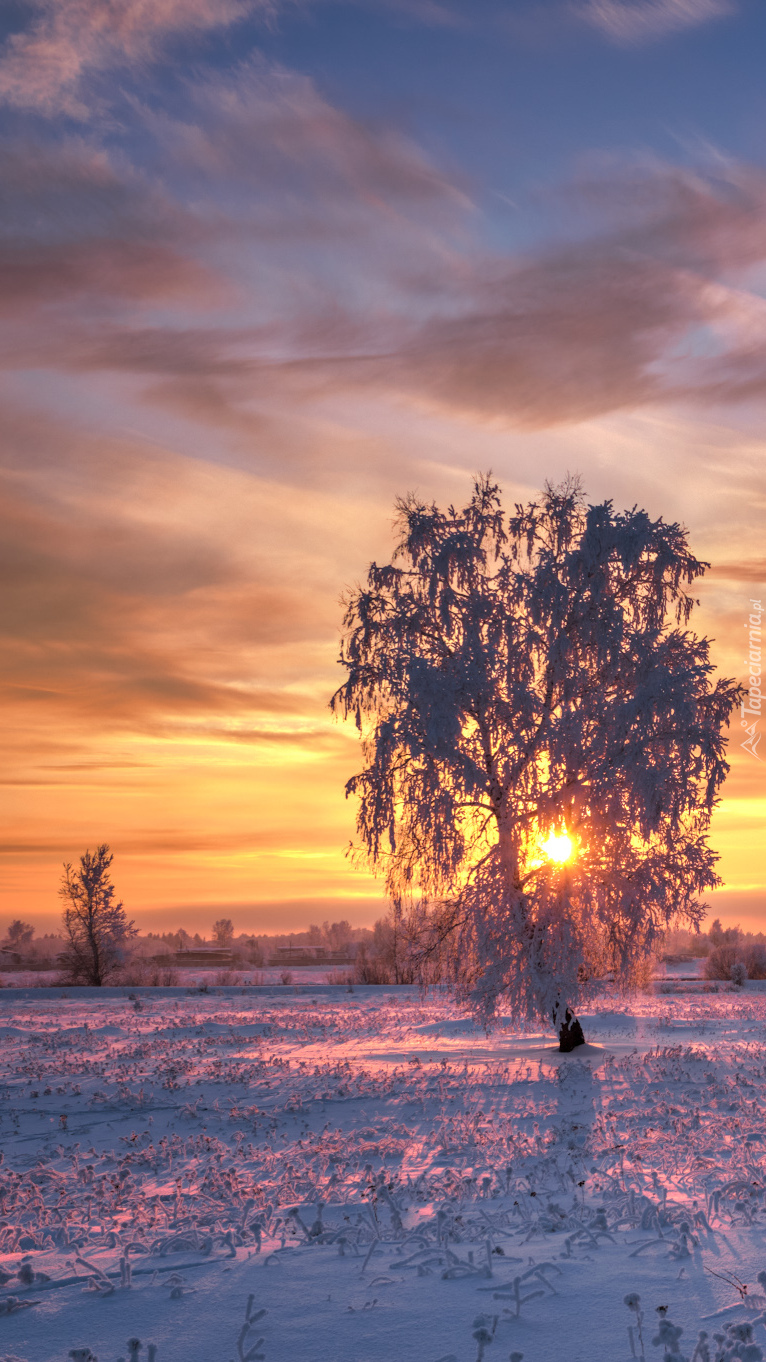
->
[541,828,574,864]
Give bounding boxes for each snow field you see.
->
[1,987,766,1362]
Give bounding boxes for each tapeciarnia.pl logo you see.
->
[741,597,763,760]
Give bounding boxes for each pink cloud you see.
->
[333,159,766,425]
[578,0,735,45]
[0,0,268,116]
[0,138,221,312]
[144,61,470,228]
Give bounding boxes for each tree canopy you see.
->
[332,476,741,1029]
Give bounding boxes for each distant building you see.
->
[163,948,236,967]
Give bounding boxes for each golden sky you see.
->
[1,0,764,934]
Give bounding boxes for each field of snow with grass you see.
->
[2,983,766,1362]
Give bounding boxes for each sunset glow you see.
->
[0,0,763,935]
[541,829,575,865]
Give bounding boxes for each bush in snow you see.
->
[704,946,741,981]
[743,942,766,979]
[730,961,748,987]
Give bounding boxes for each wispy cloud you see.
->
[0,0,269,116]
[0,408,347,739]
[708,558,766,583]
[144,61,470,233]
[328,159,766,425]
[11,152,766,435]
[578,0,735,45]
[0,138,220,312]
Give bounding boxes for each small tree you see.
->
[59,845,135,985]
[333,476,741,1048]
[212,918,234,947]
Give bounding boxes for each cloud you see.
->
[95,158,766,431]
[0,138,220,313]
[578,0,735,45]
[143,61,469,236]
[708,559,766,584]
[0,0,268,117]
[324,158,766,426]
[0,61,467,369]
[0,0,468,122]
[9,140,766,437]
[0,413,346,736]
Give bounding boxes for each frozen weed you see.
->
[625,1293,647,1361]
[484,1263,560,1317]
[471,1313,498,1361]
[234,1294,267,1362]
[708,1321,765,1362]
[624,1293,766,1362]
[8,992,766,1362]
[114,1342,157,1362]
[0,1296,39,1315]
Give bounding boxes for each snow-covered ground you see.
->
[1,984,766,1362]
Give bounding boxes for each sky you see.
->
[1,0,764,936]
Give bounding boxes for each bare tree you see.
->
[212,918,234,947]
[333,476,741,1049]
[59,845,135,985]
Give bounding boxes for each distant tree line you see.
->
[3,842,757,989]
[0,848,407,984]
[2,906,761,986]
[662,920,766,981]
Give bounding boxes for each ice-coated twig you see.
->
[481,1263,560,1299]
[236,1294,267,1362]
[629,1238,671,1257]
[360,1237,381,1274]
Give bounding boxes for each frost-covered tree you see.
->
[59,844,135,985]
[212,917,235,947]
[5,919,34,947]
[332,476,741,1048]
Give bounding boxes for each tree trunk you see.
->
[558,1007,585,1052]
